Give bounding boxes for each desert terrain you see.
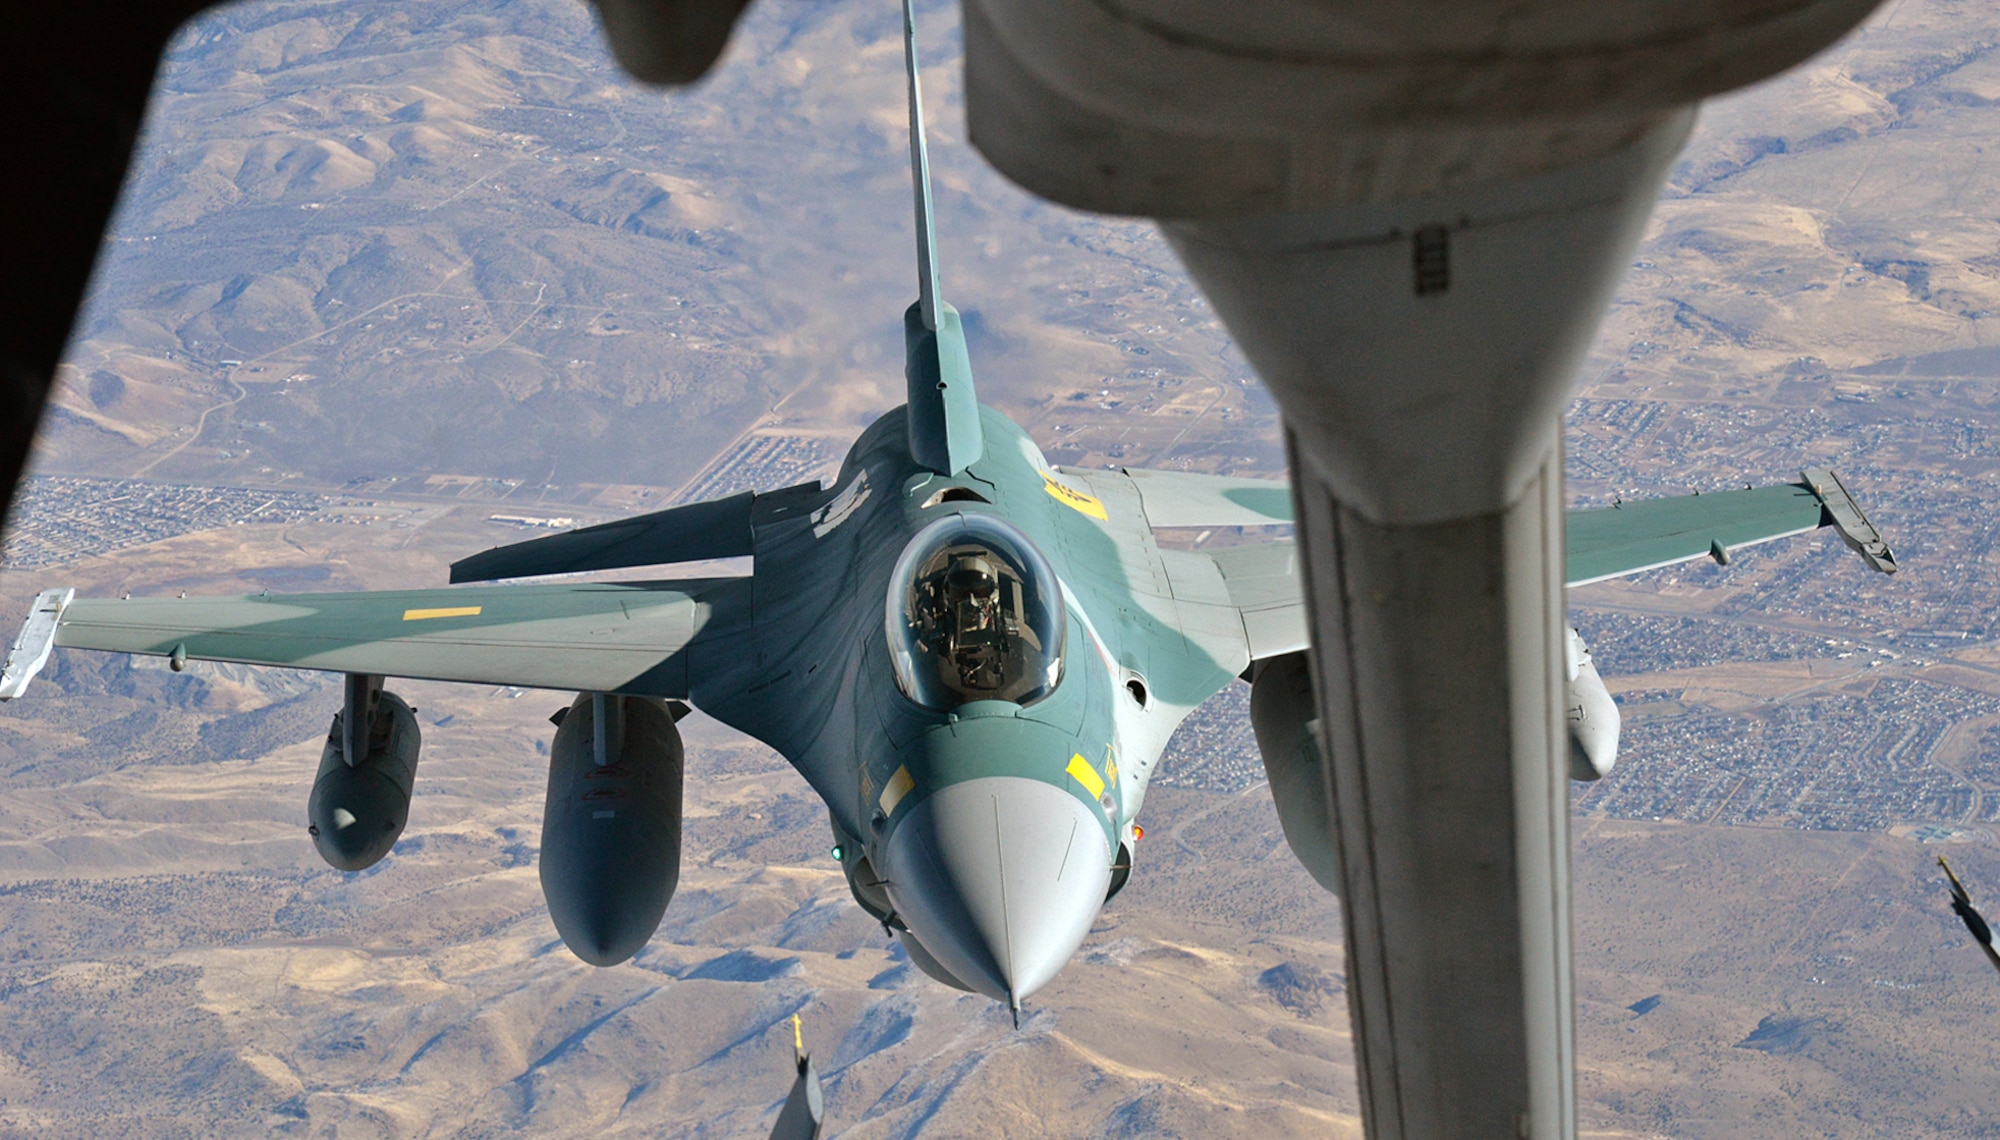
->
[8,0,2000,1135]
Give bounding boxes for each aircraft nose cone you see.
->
[881,777,1112,1004]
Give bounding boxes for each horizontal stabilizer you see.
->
[452,490,767,583]
[770,1053,825,1140]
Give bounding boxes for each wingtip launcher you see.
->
[0,588,74,701]
[1800,467,1896,575]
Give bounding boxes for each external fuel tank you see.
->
[307,687,421,872]
[541,692,685,966]
[1565,626,1620,781]
[1248,652,1341,895]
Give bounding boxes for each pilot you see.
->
[942,553,1009,691]
[946,555,1000,624]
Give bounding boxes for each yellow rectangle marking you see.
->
[880,764,915,816]
[1043,476,1108,520]
[1066,753,1106,799]
[402,606,482,621]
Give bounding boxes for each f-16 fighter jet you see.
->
[0,1,1895,1018]
[1939,857,2000,975]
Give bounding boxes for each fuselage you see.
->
[691,402,1243,1004]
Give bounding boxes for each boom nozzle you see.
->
[770,1012,825,1139]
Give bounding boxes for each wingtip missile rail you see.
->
[0,588,73,701]
[1802,467,1897,575]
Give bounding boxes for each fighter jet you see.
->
[1939,857,2000,975]
[0,1,1896,1018]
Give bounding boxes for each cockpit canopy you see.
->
[886,514,1066,710]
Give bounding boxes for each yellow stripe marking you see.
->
[1066,753,1106,799]
[1043,476,1108,520]
[402,606,482,621]
[880,764,915,816]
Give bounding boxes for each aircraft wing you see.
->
[1130,467,1890,667]
[1063,466,1292,528]
[1203,541,1307,662]
[1566,467,1896,586]
[0,578,751,700]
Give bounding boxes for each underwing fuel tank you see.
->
[307,685,420,872]
[541,693,685,967]
[1565,626,1620,781]
[1248,653,1341,895]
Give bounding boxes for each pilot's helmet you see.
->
[946,555,998,597]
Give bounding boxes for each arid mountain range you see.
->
[8,0,2000,1135]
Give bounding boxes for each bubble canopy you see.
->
[886,513,1067,710]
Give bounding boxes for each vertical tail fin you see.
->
[905,0,941,332]
[901,0,983,475]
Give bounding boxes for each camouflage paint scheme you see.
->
[0,0,1893,1012]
